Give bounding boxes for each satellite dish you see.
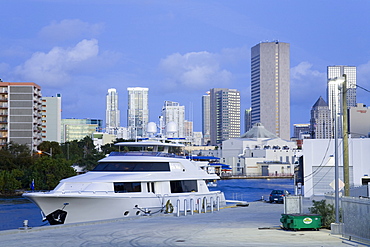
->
[166,122,177,133]
[147,122,157,133]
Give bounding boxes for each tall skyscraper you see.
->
[210,88,241,145]
[310,96,332,139]
[244,108,252,133]
[327,66,356,138]
[106,88,120,134]
[0,82,42,150]
[41,94,62,143]
[327,65,357,110]
[251,41,290,140]
[127,87,149,139]
[202,92,211,145]
[161,100,185,138]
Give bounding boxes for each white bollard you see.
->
[176,199,180,217]
[190,198,194,215]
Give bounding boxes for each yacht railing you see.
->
[109,151,184,158]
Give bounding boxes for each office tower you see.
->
[61,118,102,143]
[0,82,42,150]
[293,123,310,139]
[251,41,290,140]
[161,101,185,138]
[310,96,332,139]
[244,108,252,133]
[41,94,62,143]
[202,92,211,145]
[127,87,149,139]
[106,88,120,134]
[327,65,356,110]
[210,88,241,145]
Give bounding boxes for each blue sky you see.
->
[1,1,370,133]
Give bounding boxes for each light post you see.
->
[37,148,52,157]
[329,76,345,224]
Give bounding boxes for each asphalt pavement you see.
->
[0,201,365,247]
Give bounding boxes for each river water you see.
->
[0,178,294,231]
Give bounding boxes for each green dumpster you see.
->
[280,214,321,230]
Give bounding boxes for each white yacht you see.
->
[23,142,225,225]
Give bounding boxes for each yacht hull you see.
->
[24,191,225,225]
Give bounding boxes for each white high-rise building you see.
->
[161,101,185,138]
[327,66,356,138]
[106,88,120,134]
[327,65,356,119]
[210,88,241,145]
[327,65,357,110]
[251,41,290,140]
[202,92,211,145]
[41,94,62,143]
[127,87,149,139]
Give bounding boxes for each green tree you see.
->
[27,157,76,190]
[0,169,24,194]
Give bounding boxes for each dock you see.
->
[0,201,360,246]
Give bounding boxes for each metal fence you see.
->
[341,196,370,244]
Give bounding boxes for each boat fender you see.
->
[165,200,174,214]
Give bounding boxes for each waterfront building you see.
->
[251,41,290,140]
[302,138,370,197]
[222,123,300,175]
[310,96,332,139]
[349,103,370,138]
[127,87,149,139]
[41,94,62,143]
[61,118,102,143]
[210,88,241,145]
[0,82,42,150]
[106,88,120,135]
[202,92,211,145]
[244,108,252,133]
[161,100,185,138]
[293,123,310,139]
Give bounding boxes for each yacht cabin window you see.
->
[114,182,141,193]
[93,162,170,172]
[170,180,198,193]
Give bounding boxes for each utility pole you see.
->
[342,74,350,196]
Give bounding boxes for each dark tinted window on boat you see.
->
[170,180,198,193]
[114,182,141,193]
[92,162,170,172]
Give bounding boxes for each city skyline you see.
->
[1,1,370,133]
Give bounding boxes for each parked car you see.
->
[269,190,289,203]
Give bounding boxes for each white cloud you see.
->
[290,62,326,105]
[159,51,232,91]
[39,19,104,42]
[14,39,99,86]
